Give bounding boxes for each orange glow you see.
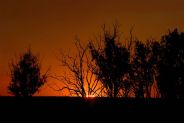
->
[86,94,96,98]
[0,0,184,96]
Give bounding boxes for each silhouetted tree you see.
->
[157,29,184,99]
[56,39,102,97]
[89,25,130,98]
[130,40,156,98]
[149,41,162,97]
[8,49,47,97]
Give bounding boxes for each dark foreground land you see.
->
[0,97,183,122]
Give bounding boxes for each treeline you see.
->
[6,25,184,99]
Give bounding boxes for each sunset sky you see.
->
[0,0,184,96]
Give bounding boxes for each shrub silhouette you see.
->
[8,49,47,97]
[89,25,130,98]
[157,29,184,99]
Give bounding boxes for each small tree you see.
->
[8,49,47,97]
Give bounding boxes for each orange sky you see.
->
[0,0,184,96]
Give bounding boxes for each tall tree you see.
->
[8,49,47,97]
[89,25,130,98]
[157,29,184,99]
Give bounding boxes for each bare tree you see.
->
[54,39,102,97]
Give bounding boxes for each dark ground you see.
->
[0,97,183,122]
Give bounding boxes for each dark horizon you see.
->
[0,96,183,122]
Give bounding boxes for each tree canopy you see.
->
[8,49,47,97]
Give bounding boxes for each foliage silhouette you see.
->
[157,29,184,99]
[8,49,47,97]
[130,41,157,98]
[149,41,162,97]
[89,25,130,98]
[88,25,184,99]
[4,25,184,99]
